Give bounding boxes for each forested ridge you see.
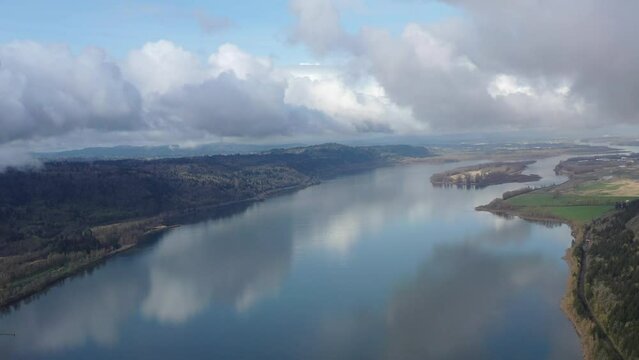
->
[0,143,432,307]
[574,201,639,359]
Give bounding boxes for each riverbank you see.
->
[558,224,626,360]
[0,180,317,310]
[478,203,629,360]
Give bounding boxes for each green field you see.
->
[505,192,637,223]
[506,193,634,207]
[574,181,623,193]
[545,206,613,222]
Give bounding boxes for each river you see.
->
[0,159,581,359]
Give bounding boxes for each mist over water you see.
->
[0,161,581,359]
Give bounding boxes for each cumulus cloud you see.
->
[207,43,273,80]
[0,42,143,144]
[1,0,637,158]
[284,65,422,133]
[0,37,422,163]
[289,0,356,56]
[123,40,205,97]
[365,21,593,130]
[438,0,639,123]
[128,42,340,137]
[149,72,335,137]
[289,0,638,131]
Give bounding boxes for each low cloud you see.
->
[0,147,40,172]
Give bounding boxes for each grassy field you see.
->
[574,181,623,193]
[504,192,638,223]
[545,206,614,222]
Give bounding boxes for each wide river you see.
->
[1,157,582,359]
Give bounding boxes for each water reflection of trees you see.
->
[489,212,564,229]
[524,219,563,229]
[432,183,486,190]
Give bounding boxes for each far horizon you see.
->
[2,0,639,169]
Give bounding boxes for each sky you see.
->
[0,0,638,165]
[0,0,457,61]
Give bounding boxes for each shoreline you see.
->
[477,205,625,360]
[1,160,443,311]
[2,151,627,355]
[0,181,317,311]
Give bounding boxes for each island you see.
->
[430,161,541,188]
[478,153,639,360]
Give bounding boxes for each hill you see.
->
[0,144,433,308]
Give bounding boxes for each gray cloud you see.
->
[289,0,357,56]
[0,41,346,153]
[0,42,143,144]
[357,26,505,129]
[290,0,639,131]
[438,0,639,123]
[149,72,336,137]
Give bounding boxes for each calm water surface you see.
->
[0,160,581,359]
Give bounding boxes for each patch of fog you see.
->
[0,148,40,172]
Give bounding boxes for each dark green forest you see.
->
[576,201,639,359]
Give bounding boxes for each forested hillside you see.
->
[0,144,432,308]
[574,202,639,359]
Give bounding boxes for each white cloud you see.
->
[288,0,639,132]
[2,0,639,161]
[123,40,205,96]
[0,38,428,164]
[0,41,142,144]
[207,43,272,80]
[284,66,421,133]
[488,75,534,98]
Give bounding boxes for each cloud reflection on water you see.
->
[0,162,579,359]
